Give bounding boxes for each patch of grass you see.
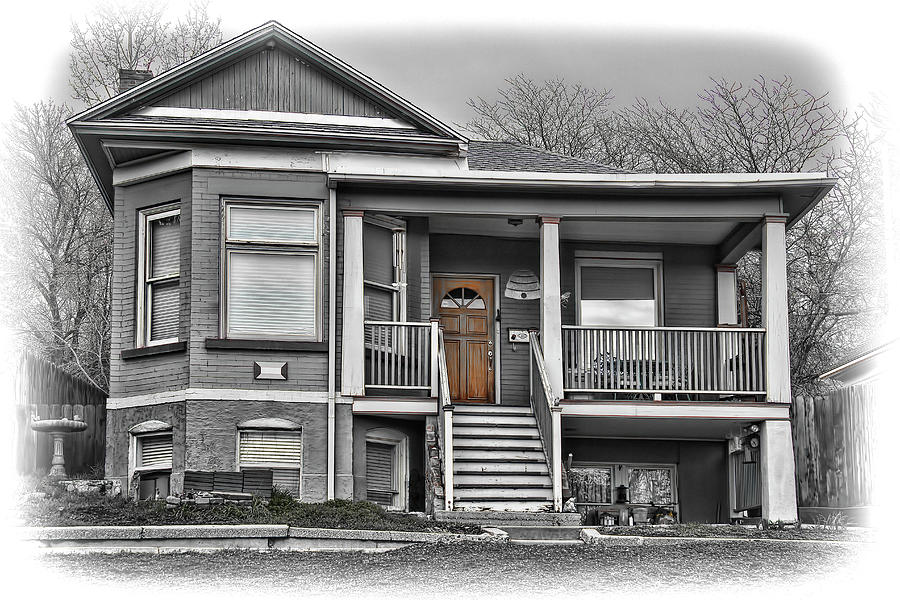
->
[18,483,478,534]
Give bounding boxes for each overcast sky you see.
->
[0,0,894,129]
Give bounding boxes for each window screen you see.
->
[363,223,395,285]
[224,202,320,340]
[628,468,674,505]
[239,430,302,496]
[578,262,660,327]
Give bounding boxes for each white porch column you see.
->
[341,209,366,397]
[760,419,799,522]
[539,216,564,400]
[761,215,790,403]
[715,264,739,326]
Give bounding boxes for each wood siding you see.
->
[153,47,396,117]
[793,386,876,509]
[430,234,718,405]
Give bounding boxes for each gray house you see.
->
[70,21,835,523]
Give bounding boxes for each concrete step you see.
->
[509,539,584,546]
[454,473,551,486]
[454,448,546,461]
[452,405,533,414]
[454,461,549,474]
[453,414,537,426]
[453,437,543,449]
[451,500,553,512]
[499,526,587,541]
[455,487,554,499]
[435,510,583,527]
[453,426,539,437]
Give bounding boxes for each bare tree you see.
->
[2,102,111,391]
[466,75,883,395]
[69,0,221,105]
[465,74,615,160]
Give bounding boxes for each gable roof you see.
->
[70,21,464,141]
[467,140,627,174]
[68,21,468,209]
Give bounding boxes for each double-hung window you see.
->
[363,216,406,324]
[224,201,321,340]
[575,257,663,327]
[138,206,181,346]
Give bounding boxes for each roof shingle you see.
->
[466,140,627,174]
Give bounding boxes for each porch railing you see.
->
[364,321,437,394]
[529,332,563,512]
[562,326,766,396]
[437,328,454,511]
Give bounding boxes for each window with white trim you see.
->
[363,216,406,329]
[224,201,321,340]
[138,205,181,346]
[365,428,408,510]
[238,429,303,497]
[575,258,663,327]
[134,433,173,500]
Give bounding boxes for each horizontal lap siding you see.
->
[429,234,540,405]
[111,174,192,397]
[429,236,718,404]
[560,242,716,328]
[190,169,330,391]
[153,47,393,117]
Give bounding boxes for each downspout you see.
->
[327,184,337,500]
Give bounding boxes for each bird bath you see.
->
[30,416,88,478]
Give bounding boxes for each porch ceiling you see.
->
[428,215,736,245]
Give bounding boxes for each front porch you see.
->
[336,176,808,523]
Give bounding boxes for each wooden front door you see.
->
[434,276,495,404]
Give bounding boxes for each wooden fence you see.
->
[792,385,876,509]
[14,353,107,477]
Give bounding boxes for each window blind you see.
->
[138,435,173,469]
[149,280,180,341]
[239,430,302,496]
[228,205,317,243]
[366,441,396,505]
[227,251,316,337]
[363,224,395,285]
[149,214,180,278]
[580,267,655,300]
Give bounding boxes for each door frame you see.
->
[431,272,501,405]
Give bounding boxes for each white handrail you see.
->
[437,328,454,511]
[530,332,562,512]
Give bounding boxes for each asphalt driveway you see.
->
[37,539,880,599]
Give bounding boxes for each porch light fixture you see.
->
[507,217,523,227]
[504,269,540,300]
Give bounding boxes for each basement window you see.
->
[137,205,181,346]
[238,428,303,497]
[134,433,173,500]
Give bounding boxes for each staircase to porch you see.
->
[452,404,554,511]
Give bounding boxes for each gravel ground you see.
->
[36,539,881,599]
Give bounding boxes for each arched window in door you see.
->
[440,287,486,310]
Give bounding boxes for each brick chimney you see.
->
[118,69,153,94]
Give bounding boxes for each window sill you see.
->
[121,341,187,360]
[204,338,328,352]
